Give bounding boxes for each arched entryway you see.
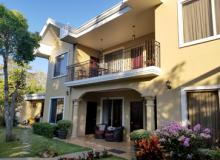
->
[74,88,151,141]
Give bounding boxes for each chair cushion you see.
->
[99,124,106,131]
[107,126,116,131]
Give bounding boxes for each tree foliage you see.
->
[0,4,41,141]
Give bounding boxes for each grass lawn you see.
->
[0,127,89,158]
[101,156,126,160]
[0,128,126,159]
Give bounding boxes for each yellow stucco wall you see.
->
[42,30,74,122]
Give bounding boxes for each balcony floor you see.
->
[65,66,161,87]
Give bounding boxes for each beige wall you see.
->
[43,30,74,122]
[74,44,99,64]
[154,0,220,125]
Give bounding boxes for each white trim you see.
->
[52,74,67,79]
[211,0,217,36]
[48,96,66,123]
[178,0,220,48]
[65,66,161,87]
[180,35,220,48]
[40,3,130,40]
[181,84,220,127]
[143,101,146,130]
[24,94,45,101]
[52,52,69,79]
[100,97,125,127]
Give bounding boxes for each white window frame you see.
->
[181,84,220,127]
[178,0,220,48]
[100,97,125,126]
[52,52,69,79]
[48,96,66,123]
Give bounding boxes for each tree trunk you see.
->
[3,55,14,142]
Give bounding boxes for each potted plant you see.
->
[56,120,72,139]
[130,129,150,159]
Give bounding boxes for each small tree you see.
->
[0,5,40,141]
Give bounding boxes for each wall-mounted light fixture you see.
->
[166,80,172,90]
[66,90,69,96]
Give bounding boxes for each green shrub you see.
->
[33,122,56,138]
[57,120,72,132]
[130,129,150,141]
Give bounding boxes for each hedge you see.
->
[32,122,56,138]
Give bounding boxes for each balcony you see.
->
[65,40,161,87]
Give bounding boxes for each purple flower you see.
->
[203,128,211,134]
[183,138,190,147]
[200,133,211,139]
[193,124,201,132]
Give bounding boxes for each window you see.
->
[187,91,220,145]
[102,99,122,127]
[54,53,67,77]
[49,98,64,123]
[178,0,220,46]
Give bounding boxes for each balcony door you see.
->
[104,50,123,73]
[102,99,122,127]
[131,46,144,69]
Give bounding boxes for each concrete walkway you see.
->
[62,135,133,159]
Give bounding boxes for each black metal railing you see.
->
[66,39,160,81]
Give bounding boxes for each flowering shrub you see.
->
[156,121,211,160]
[135,135,164,160]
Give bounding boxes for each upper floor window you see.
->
[54,53,67,77]
[178,0,220,47]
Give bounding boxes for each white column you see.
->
[145,97,155,131]
[71,99,80,138]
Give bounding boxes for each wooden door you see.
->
[130,101,143,132]
[85,102,97,135]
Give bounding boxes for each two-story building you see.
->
[36,0,220,142]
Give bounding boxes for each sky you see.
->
[0,0,121,73]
